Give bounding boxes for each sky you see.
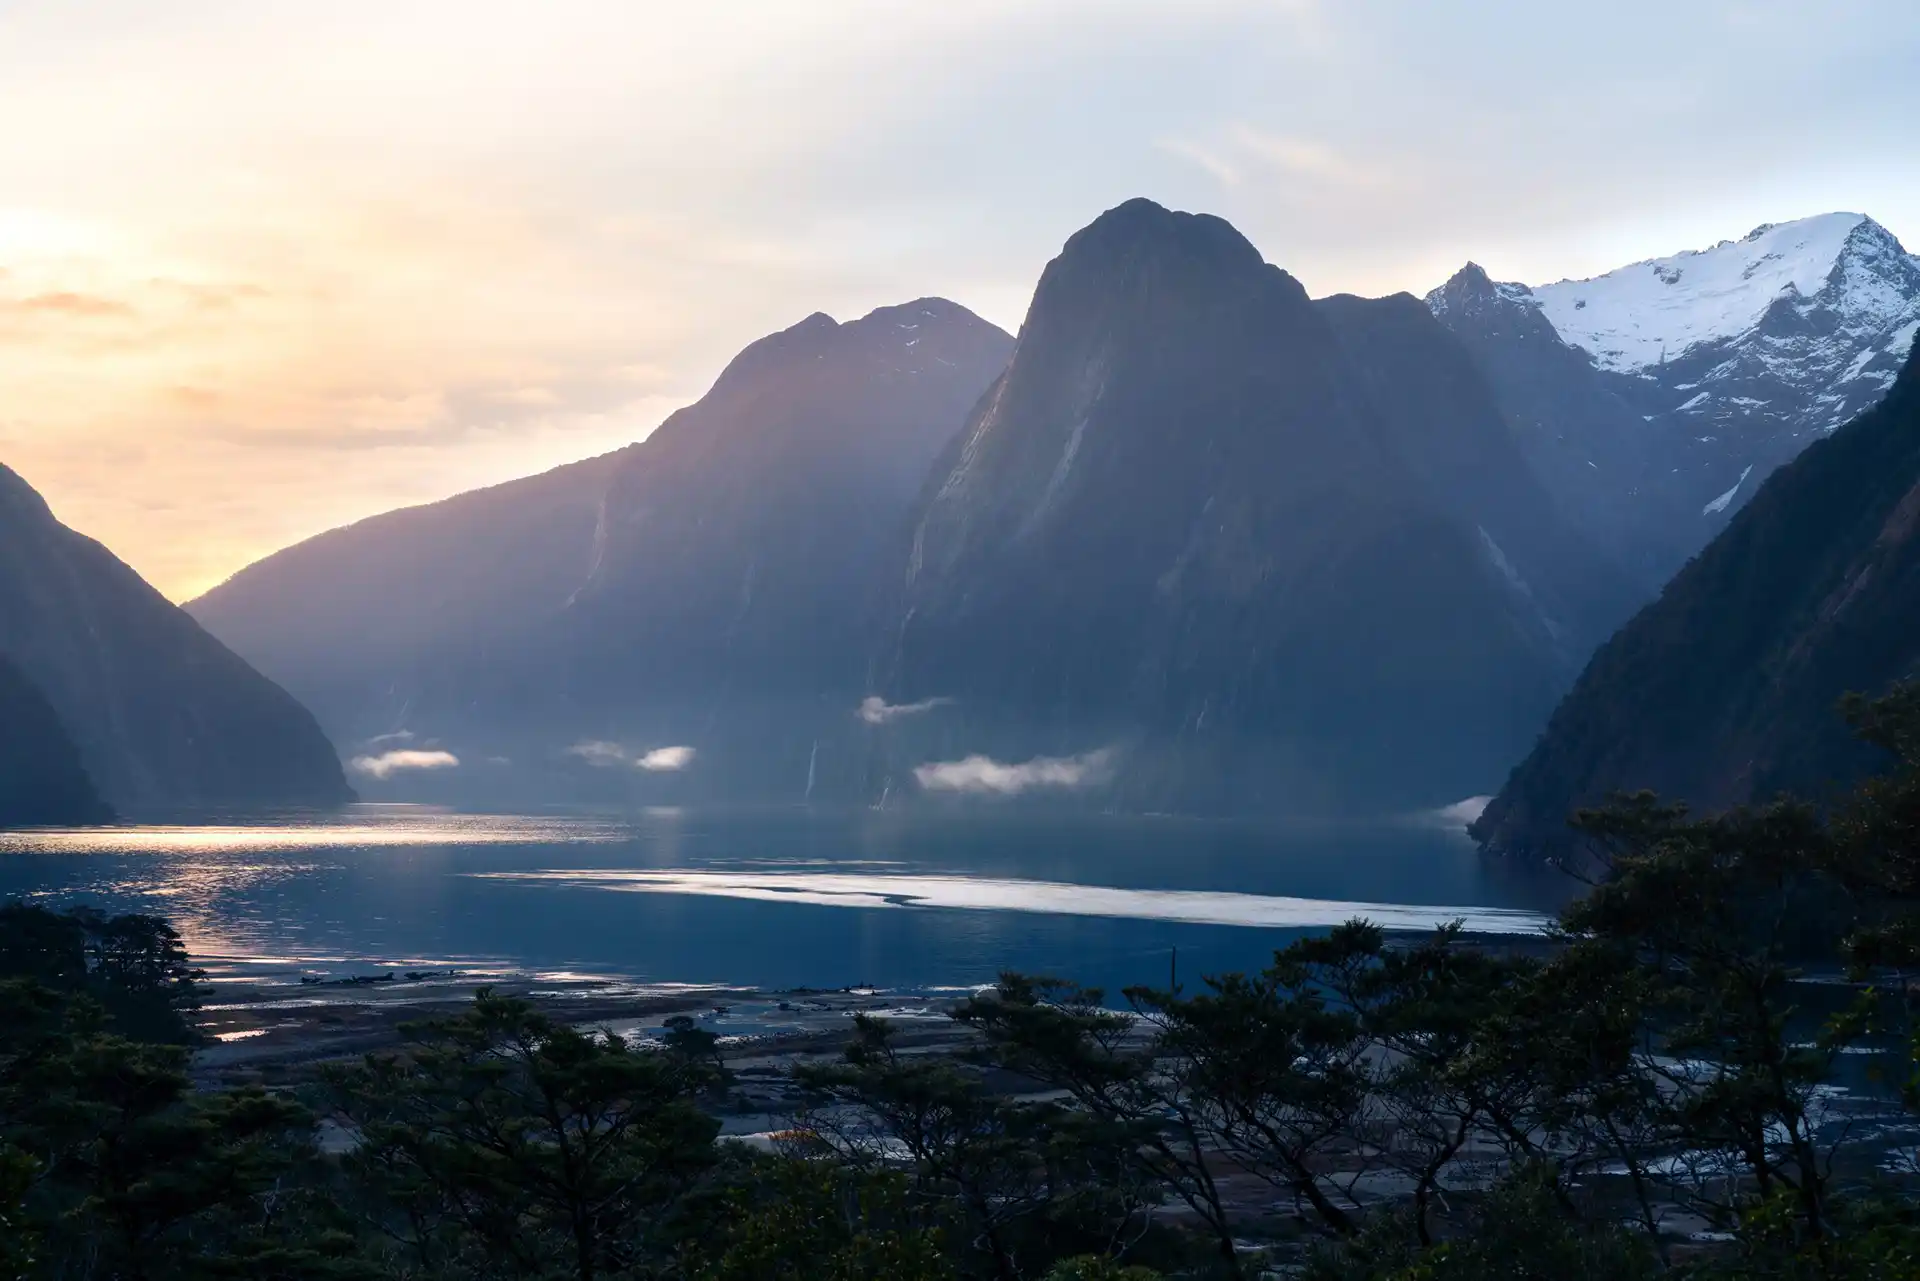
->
[1,1,1916,601]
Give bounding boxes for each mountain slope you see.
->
[191,300,1013,801]
[0,654,113,828]
[1427,263,1701,586]
[1314,289,1639,641]
[189,448,636,747]
[1474,339,1920,858]
[1429,214,1920,581]
[870,199,1619,814]
[0,465,352,813]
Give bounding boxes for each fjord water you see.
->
[0,807,1565,995]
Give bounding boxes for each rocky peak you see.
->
[0,463,55,521]
[1028,197,1299,329]
[1425,262,1542,322]
[702,310,844,400]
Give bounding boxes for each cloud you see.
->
[1229,125,1391,189]
[1155,136,1243,188]
[1435,795,1491,826]
[914,747,1116,796]
[566,741,697,771]
[637,745,696,772]
[349,749,460,779]
[857,695,952,725]
[566,740,633,768]
[1160,125,1390,193]
[16,291,133,317]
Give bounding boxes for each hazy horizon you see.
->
[2,0,1916,600]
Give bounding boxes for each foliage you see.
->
[1303,1165,1657,1281]
[1039,1257,1160,1280]
[0,975,351,1281]
[795,1012,1159,1281]
[658,1015,724,1075]
[1693,1191,1920,1281]
[325,991,719,1281]
[0,902,203,1044]
[686,1157,955,1281]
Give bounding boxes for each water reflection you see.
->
[0,812,624,853]
[0,806,1570,993]
[475,868,1549,934]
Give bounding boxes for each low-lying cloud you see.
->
[349,749,460,779]
[566,741,697,772]
[637,745,696,772]
[914,747,1116,796]
[857,695,953,725]
[1435,795,1491,826]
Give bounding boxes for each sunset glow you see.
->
[2,1,1915,598]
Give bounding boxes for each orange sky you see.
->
[2,1,1915,600]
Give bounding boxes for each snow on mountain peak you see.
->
[1530,213,1884,373]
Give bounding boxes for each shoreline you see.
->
[191,968,974,1089]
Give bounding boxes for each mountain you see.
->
[0,464,352,814]
[187,448,635,755]
[866,198,1627,815]
[0,654,113,828]
[190,300,1014,801]
[1427,263,1701,587]
[1429,214,1920,584]
[1473,339,1920,859]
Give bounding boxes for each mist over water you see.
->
[0,805,1569,995]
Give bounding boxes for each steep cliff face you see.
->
[1427,263,1699,587]
[0,464,352,814]
[1314,289,1640,643]
[869,200,1617,814]
[1475,340,1920,858]
[0,654,113,828]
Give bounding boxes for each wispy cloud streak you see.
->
[857,695,952,725]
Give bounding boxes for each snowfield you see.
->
[1531,214,1890,373]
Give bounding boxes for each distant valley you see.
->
[165,200,1920,826]
[8,199,1913,830]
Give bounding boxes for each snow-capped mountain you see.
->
[1428,213,1920,583]
[1533,215,1895,374]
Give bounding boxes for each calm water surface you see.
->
[0,806,1569,994]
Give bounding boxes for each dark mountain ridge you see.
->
[1474,338,1920,858]
[868,199,1626,814]
[0,653,113,828]
[0,464,352,814]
